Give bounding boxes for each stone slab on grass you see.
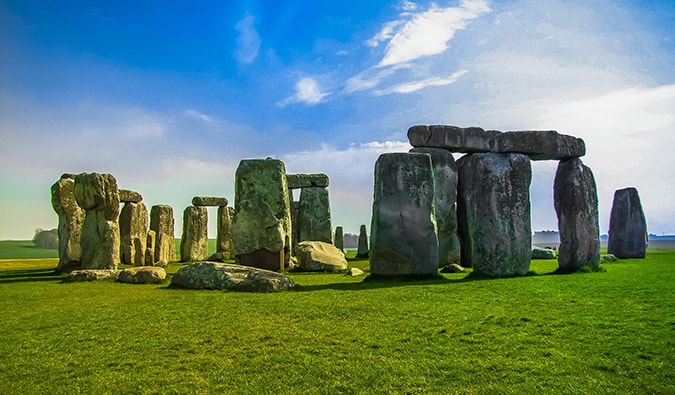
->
[171,261,295,292]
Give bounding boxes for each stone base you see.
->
[237,249,285,272]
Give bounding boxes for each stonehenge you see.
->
[179,197,232,262]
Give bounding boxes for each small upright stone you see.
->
[356,225,369,258]
[457,153,532,276]
[554,158,600,269]
[334,226,344,251]
[217,206,235,260]
[51,174,85,272]
[370,152,438,277]
[119,201,148,266]
[607,187,648,258]
[150,205,176,264]
[73,172,120,270]
[180,206,209,262]
[192,196,229,207]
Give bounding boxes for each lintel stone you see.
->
[286,173,329,189]
[192,196,229,207]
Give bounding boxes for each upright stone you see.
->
[298,187,333,244]
[119,202,148,266]
[217,206,235,260]
[607,187,647,258]
[457,153,532,276]
[290,198,300,255]
[356,225,369,258]
[150,205,176,265]
[553,158,600,269]
[73,172,120,270]
[370,152,438,277]
[180,206,208,262]
[233,158,292,271]
[334,226,344,251]
[145,230,156,266]
[51,174,85,272]
[411,147,460,266]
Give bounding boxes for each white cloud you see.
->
[278,77,329,106]
[374,69,469,95]
[184,108,214,123]
[234,15,261,64]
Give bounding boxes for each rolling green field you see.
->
[0,243,673,394]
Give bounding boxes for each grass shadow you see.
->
[0,268,64,284]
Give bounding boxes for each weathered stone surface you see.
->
[600,254,619,263]
[554,158,600,269]
[286,173,330,189]
[347,267,365,277]
[119,189,143,203]
[74,173,120,270]
[64,269,119,282]
[118,266,166,284]
[439,263,465,273]
[171,262,295,292]
[150,205,176,264]
[408,125,499,152]
[145,230,156,266]
[531,246,556,260]
[192,196,229,207]
[356,225,369,258]
[51,175,85,272]
[334,226,344,251]
[410,147,460,266]
[233,158,292,271]
[370,153,439,277]
[119,202,148,266]
[490,130,586,160]
[298,187,333,245]
[296,241,348,272]
[457,153,532,276]
[607,187,648,259]
[217,206,234,260]
[180,206,208,262]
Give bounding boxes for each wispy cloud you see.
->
[278,77,329,107]
[374,69,469,95]
[234,14,261,64]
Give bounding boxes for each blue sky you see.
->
[1,0,674,239]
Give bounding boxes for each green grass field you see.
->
[0,243,673,394]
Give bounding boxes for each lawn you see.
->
[0,245,673,394]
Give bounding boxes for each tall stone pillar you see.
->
[51,174,85,272]
[73,172,120,270]
[553,158,600,269]
[356,225,369,258]
[607,187,648,258]
[217,206,235,260]
[457,153,532,276]
[180,206,208,262]
[119,201,149,266]
[298,187,332,244]
[370,152,438,277]
[150,205,176,265]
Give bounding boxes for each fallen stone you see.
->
[347,267,365,277]
[150,205,176,264]
[356,225,369,258]
[170,262,295,292]
[554,158,600,269]
[600,254,619,263]
[298,187,333,245]
[296,241,348,272]
[64,269,119,282]
[370,152,439,277]
[286,173,330,189]
[457,153,532,276]
[408,125,499,153]
[439,264,465,273]
[531,246,557,260]
[180,206,208,262]
[607,187,648,259]
[118,267,166,284]
[207,252,226,262]
[119,189,143,203]
[51,174,85,272]
[191,196,229,207]
[490,130,586,160]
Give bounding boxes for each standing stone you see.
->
[145,230,156,266]
[233,158,292,271]
[334,226,344,251]
[217,206,235,260]
[51,174,85,272]
[457,153,532,276]
[298,187,333,244]
[370,152,439,277]
[411,147,460,266]
[73,172,120,270]
[356,225,369,258]
[119,202,149,266]
[150,205,176,265]
[290,198,300,255]
[607,187,647,259]
[180,206,208,262]
[553,158,600,269]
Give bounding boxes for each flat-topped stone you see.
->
[408,125,586,160]
[489,130,585,160]
[171,262,295,292]
[192,196,229,207]
[286,173,329,189]
[119,189,143,203]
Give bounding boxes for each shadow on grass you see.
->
[0,268,63,284]
[292,272,497,292]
